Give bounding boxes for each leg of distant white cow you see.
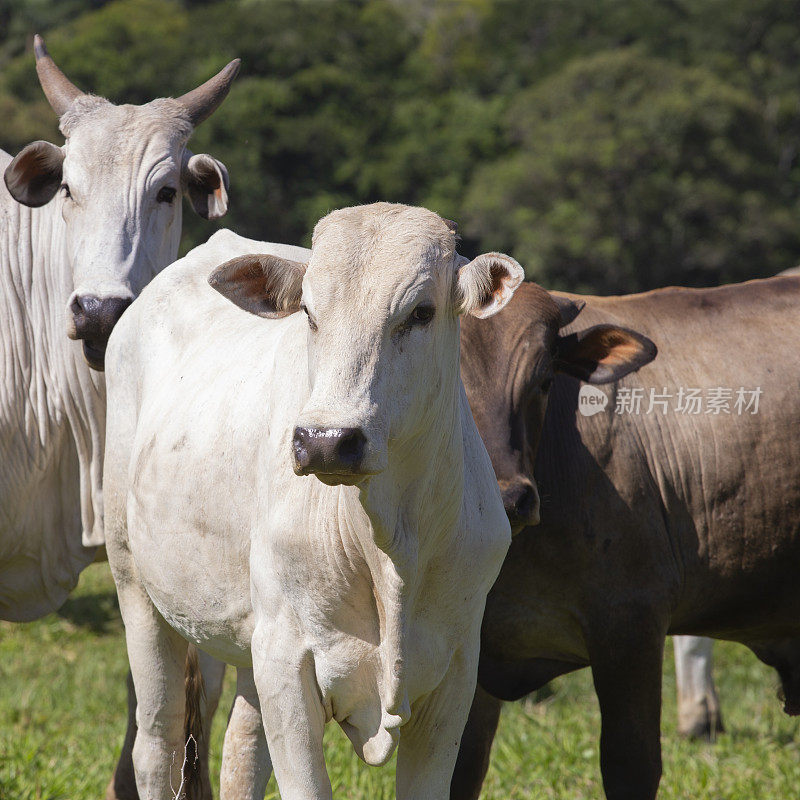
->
[397,649,476,800]
[199,648,227,726]
[674,635,724,740]
[252,621,331,800]
[118,581,194,800]
[220,667,271,800]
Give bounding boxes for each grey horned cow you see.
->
[0,36,237,799]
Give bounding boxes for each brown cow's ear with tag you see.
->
[555,324,657,384]
[457,252,525,319]
[208,254,306,318]
[4,141,64,207]
[183,152,229,220]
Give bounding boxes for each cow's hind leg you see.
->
[105,650,226,800]
[588,614,666,800]
[673,635,723,740]
[397,648,477,800]
[449,684,503,800]
[252,620,330,800]
[189,648,228,799]
[196,650,227,799]
[105,671,139,800]
[219,667,271,800]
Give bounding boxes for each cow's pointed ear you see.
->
[553,295,585,328]
[456,252,525,319]
[183,152,229,220]
[208,254,306,318]
[555,324,657,384]
[4,141,64,207]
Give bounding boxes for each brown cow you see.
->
[452,276,800,800]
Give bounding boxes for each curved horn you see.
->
[176,58,241,127]
[33,34,84,116]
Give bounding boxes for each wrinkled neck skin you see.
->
[0,150,182,618]
[0,191,99,617]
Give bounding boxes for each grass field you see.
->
[1,563,798,799]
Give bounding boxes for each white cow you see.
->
[0,36,237,798]
[673,635,723,739]
[105,204,523,799]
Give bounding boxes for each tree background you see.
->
[2,0,799,293]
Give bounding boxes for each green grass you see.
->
[1,564,798,799]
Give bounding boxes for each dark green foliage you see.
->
[463,49,800,292]
[2,0,800,290]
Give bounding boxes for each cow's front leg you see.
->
[397,649,477,800]
[220,667,271,800]
[588,617,666,800]
[116,579,195,800]
[105,650,226,800]
[449,683,503,800]
[673,635,723,740]
[252,621,330,800]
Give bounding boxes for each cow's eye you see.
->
[60,183,71,199]
[408,304,435,326]
[156,186,177,204]
[300,304,318,332]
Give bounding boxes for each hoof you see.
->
[678,709,724,741]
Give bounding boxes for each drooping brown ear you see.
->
[553,295,585,328]
[208,254,306,318]
[457,252,525,319]
[555,324,657,384]
[4,141,64,207]
[183,152,229,220]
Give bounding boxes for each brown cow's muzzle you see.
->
[68,294,133,371]
[499,478,540,533]
[292,426,369,485]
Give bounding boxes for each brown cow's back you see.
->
[544,276,800,638]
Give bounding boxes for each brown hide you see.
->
[454,276,800,800]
